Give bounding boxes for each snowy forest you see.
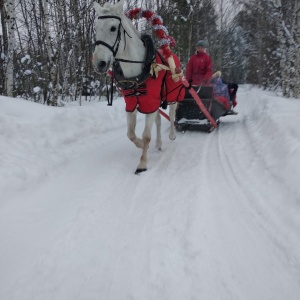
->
[0,0,299,104]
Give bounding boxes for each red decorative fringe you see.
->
[160,45,172,58]
[126,8,175,58]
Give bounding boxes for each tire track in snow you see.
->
[177,104,300,299]
[221,93,300,261]
[207,99,300,299]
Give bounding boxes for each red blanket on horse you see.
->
[122,51,185,114]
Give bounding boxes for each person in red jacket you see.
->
[186,40,213,86]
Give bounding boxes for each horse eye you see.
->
[111,26,117,32]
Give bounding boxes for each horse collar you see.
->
[113,34,156,90]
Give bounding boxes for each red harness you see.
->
[121,51,185,114]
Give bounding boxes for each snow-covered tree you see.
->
[295,1,300,97]
[0,0,6,94]
[1,0,299,101]
[4,0,15,97]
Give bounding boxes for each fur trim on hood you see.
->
[211,71,222,79]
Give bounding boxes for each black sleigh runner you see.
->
[175,73,239,133]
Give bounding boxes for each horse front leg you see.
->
[135,112,157,174]
[169,103,177,140]
[127,109,144,149]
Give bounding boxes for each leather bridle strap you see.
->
[95,16,123,57]
[94,15,145,64]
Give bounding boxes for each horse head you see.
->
[92,0,145,77]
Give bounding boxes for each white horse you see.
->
[92,0,179,174]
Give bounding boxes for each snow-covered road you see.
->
[1,86,300,299]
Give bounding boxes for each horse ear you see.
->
[114,0,124,12]
[93,2,103,15]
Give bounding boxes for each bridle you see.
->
[94,15,145,64]
[95,16,123,58]
[94,14,155,106]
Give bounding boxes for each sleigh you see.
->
[174,84,237,133]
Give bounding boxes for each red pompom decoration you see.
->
[126,8,175,58]
[142,10,154,20]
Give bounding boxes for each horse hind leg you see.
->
[169,103,177,140]
[155,111,162,150]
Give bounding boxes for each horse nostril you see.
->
[98,61,106,71]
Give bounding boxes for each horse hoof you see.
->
[135,168,147,175]
[169,133,176,140]
[156,143,162,151]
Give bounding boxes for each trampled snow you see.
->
[0,85,300,300]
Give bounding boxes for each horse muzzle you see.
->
[92,55,111,74]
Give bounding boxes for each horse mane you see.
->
[122,14,141,39]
